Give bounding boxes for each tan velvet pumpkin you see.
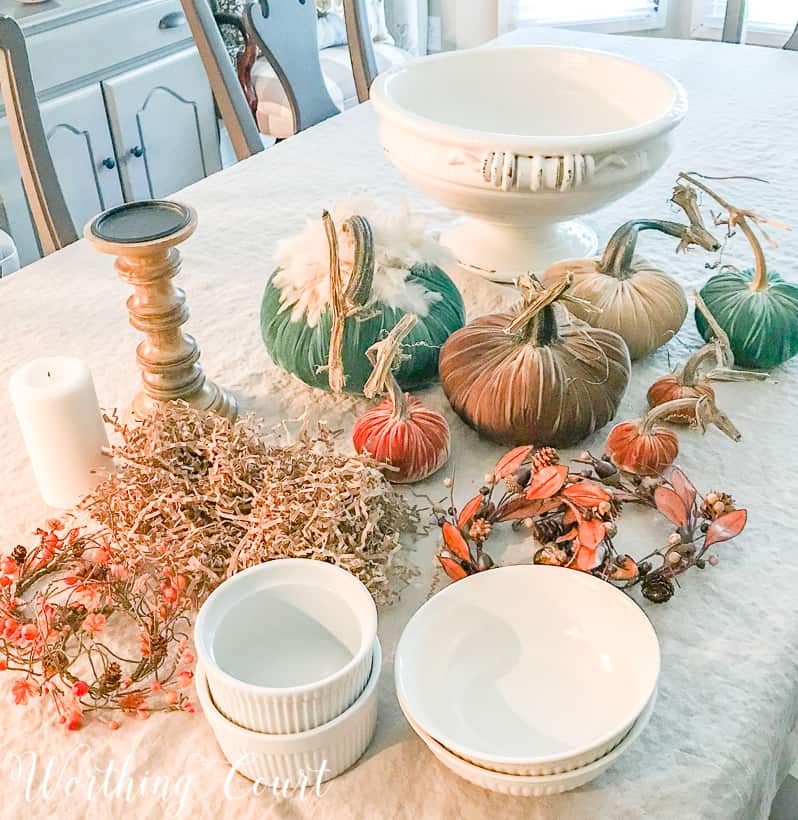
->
[541,218,719,360]
[439,276,631,447]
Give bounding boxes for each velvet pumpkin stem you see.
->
[363,313,418,419]
[599,220,704,278]
[324,211,347,392]
[639,395,741,442]
[504,275,571,343]
[638,397,705,434]
[324,212,377,392]
[342,216,375,306]
[692,291,769,382]
[678,172,771,292]
[680,343,719,385]
[692,290,734,368]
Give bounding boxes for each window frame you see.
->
[498,0,669,35]
[689,0,797,47]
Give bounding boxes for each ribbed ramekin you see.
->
[399,687,657,797]
[194,559,377,734]
[196,638,381,784]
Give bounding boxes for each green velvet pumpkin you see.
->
[695,270,798,369]
[261,213,465,394]
[682,170,798,370]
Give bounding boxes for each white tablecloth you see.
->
[1,26,798,820]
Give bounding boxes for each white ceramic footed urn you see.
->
[371,46,688,281]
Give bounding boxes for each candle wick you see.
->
[47,371,52,379]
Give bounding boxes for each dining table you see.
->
[2,23,798,820]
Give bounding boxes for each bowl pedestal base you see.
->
[441,219,598,283]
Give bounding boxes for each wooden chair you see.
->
[343,0,379,104]
[722,0,798,49]
[721,0,747,43]
[0,16,77,255]
[179,0,264,161]
[243,0,377,134]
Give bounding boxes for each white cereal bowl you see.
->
[194,558,377,733]
[394,564,659,775]
[371,46,687,280]
[196,638,381,784]
[399,686,657,797]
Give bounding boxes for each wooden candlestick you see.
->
[86,200,237,421]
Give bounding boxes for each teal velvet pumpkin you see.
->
[695,268,798,369]
[261,214,466,394]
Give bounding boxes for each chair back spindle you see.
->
[0,16,77,255]
[244,0,379,134]
[344,0,378,103]
[180,0,264,160]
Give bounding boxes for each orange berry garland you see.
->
[0,522,196,731]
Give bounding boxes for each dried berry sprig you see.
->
[434,445,746,603]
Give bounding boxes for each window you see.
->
[692,0,797,45]
[500,0,666,34]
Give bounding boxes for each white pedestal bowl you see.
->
[371,46,688,281]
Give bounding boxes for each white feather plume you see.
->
[272,193,455,326]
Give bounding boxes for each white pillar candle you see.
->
[9,357,110,509]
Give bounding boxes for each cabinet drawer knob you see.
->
[130,146,144,158]
[159,11,187,29]
[101,157,116,170]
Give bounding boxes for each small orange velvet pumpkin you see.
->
[606,396,740,476]
[352,394,450,484]
[646,343,717,424]
[353,314,450,483]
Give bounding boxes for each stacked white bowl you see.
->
[194,558,380,783]
[395,565,660,796]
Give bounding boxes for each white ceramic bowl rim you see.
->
[371,45,688,155]
[395,565,660,767]
[196,637,382,743]
[400,686,657,785]
[194,558,378,696]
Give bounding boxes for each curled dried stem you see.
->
[679,172,789,292]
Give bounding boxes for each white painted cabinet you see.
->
[0,0,222,266]
[103,49,222,202]
[41,85,124,235]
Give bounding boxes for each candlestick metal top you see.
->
[85,200,237,422]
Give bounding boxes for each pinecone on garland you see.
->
[532,447,560,472]
[98,661,122,693]
[11,545,26,564]
[700,491,735,521]
[532,515,570,544]
[641,575,674,603]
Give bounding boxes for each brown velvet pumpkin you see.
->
[540,186,720,361]
[439,276,631,447]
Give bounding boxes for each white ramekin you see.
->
[395,564,659,775]
[196,638,381,784]
[399,687,657,797]
[194,559,377,733]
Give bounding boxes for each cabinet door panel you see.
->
[41,86,124,234]
[102,48,222,201]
